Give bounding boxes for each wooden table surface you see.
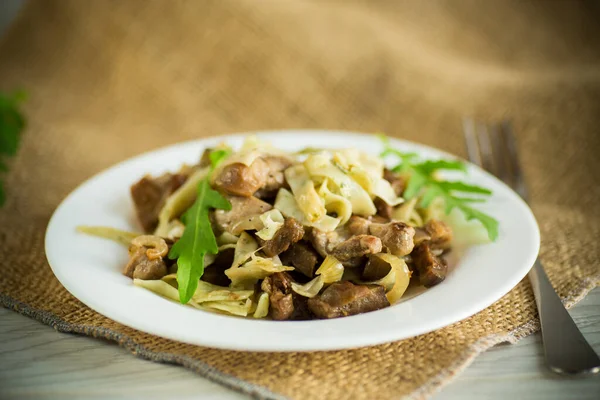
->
[1,289,599,400]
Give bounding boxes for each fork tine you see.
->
[489,123,511,183]
[501,121,529,200]
[462,117,482,167]
[476,122,495,174]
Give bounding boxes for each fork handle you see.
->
[528,258,600,374]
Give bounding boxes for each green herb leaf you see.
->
[380,134,499,241]
[169,179,231,304]
[0,90,27,207]
[209,148,231,169]
[414,159,467,175]
[436,181,492,195]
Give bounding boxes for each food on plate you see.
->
[79,135,498,320]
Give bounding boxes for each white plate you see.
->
[45,130,540,352]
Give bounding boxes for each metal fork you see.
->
[462,118,600,375]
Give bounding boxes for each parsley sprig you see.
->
[0,90,26,206]
[168,149,232,304]
[380,135,499,241]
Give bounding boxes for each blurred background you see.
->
[0,0,24,37]
[0,0,599,216]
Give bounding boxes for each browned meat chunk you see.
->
[413,228,432,246]
[383,168,405,196]
[211,195,272,235]
[261,272,311,320]
[198,148,213,168]
[213,158,269,197]
[280,242,319,278]
[369,222,415,256]
[254,156,294,199]
[347,217,414,256]
[261,273,294,320]
[347,215,371,236]
[308,281,390,319]
[412,243,447,287]
[374,197,393,219]
[130,173,188,232]
[363,253,393,281]
[307,228,341,258]
[330,235,382,267]
[123,246,168,280]
[201,248,234,287]
[260,218,304,257]
[423,219,452,249]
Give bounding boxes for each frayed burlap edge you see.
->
[2,274,598,400]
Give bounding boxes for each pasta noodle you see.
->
[285,164,326,223]
[304,153,376,216]
[253,292,270,318]
[317,179,353,225]
[255,209,285,240]
[155,166,210,237]
[76,226,141,246]
[274,188,340,232]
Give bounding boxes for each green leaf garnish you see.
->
[168,178,231,304]
[168,149,232,304]
[209,148,231,169]
[0,90,27,207]
[380,135,499,241]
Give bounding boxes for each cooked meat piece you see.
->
[261,274,294,320]
[413,228,432,246]
[308,229,377,268]
[307,228,341,258]
[347,215,371,236]
[330,235,382,265]
[254,156,294,199]
[259,218,305,257]
[369,222,415,256]
[198,148,213,168]
[280,242,319,278]
[213,158,269,197]
[211,195,272,235]
[308,281,390,319]
[123,246,168,280]
[412,243,447,287]
[370,215,389,224]
[363,253,393,281]
[201,248,234,287]
[423,219,453,249]
[261,272,312,320]
[383,168,405,196]
[130,173,188,232]
[373,197,394,219]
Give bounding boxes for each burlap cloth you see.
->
[1,1,599,399]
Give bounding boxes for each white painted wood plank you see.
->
[1,289,598,400]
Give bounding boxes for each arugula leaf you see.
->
[169,178,231,304]
[209,148,231,169]
[168,149,233,304]
[380,135,499,241]
[0,90,27,207]
[416,160,466,175]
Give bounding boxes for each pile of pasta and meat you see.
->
[80,136,497,320]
